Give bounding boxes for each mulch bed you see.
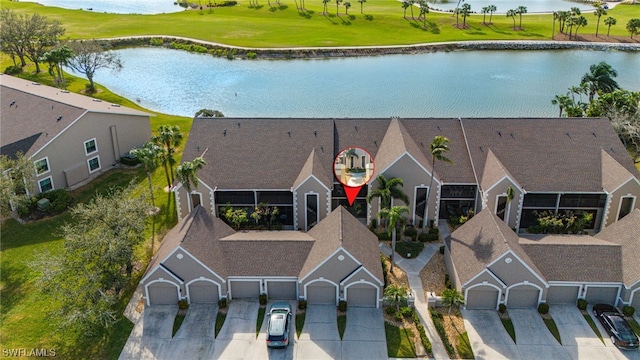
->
[433,307,468,359]
[420,248,447,297]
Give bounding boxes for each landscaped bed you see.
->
[430,307,474,359]
[419,242,447,298]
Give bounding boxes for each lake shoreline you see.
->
[105,36,640,60]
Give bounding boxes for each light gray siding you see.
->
[484,177,521,230]
[605,180,640,226]
[294,177,329,231]
[300,249,359,288]
[229,280,261,299]
[546,286,580,304]
[162,249,220,286]
[488,254,545,290]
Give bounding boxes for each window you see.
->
[38,177,53,193]
[34,157,50,175]
[88,156,100,173]
[84,139,97,155]
[190,192,202,210]
[618,197,634,220]
[415,187,428,221]
[306,193,319,231]
[496,195,507,221]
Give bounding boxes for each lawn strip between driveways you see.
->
[338,314,347,340]
[500,318,517,343]
[582,314,604,344]
[456,332,474,359]
[385,322,416,358]
[215,311,227,338]
[256,306,266,337]
[172,313,186,337]
[543,318,562,344]
[296,312,305,338]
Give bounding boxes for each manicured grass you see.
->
[628,318,640,337]
[295,312,305,338]
[172,313,186,337]
[500,318,517,343]
[215,311,227,338]
[583,314,604,344]
[543,318,562,345]
[385,322,417,358]
[457,332,474,359]
[337,314,347,340]
[2,0,639,48]
[256,306,266,337]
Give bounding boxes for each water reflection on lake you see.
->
[426,0,593,14]
[24,0,183,14]
[74,47,640,118]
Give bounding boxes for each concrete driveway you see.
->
[549,304,615,360]
[341,307,387,360]
[509,308,570,360]
[461,309,520,360]
[296,304,342,359]
[586,306,640,360]
[211,300,262,360]
[259,300,297,360]
[163,304,217,359]
[119,305,177,360]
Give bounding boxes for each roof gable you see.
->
[480,149,520,191]
[375,118,433,176]
[595,209,640,286]
[601,149,637,192]
[293,148,331,190]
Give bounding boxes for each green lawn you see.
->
[629,318,640,337]
[583,314,604,344]
[215,311,227,338]
[2,0,639,47]
[500,318,516,343]
[296,312,305,338]
[543,318,562,345]
[172,313,186,337]
[337,314,347,340]
[385,322,416,358]
[457,332,474,359]
[256,306,266,337]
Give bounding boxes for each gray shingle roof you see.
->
[293,149,332,190]
[374,118,433,176]
[461,118,638,192]
[480,149,520,191]
[601,149,637,192]
[595,209,640,286]
[1,75,150,158]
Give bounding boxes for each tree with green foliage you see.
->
[335,0,342,15]
[358,0,366,14]
[593,4,607,37]
[33,183,148,335]
[152,125,184,188]
[604,16,617,37]
[344,1,351,14]
[130,142,164,211]
[322,0,330,14]
[441,288,465,316]
[423,136,453,231]
[0,152,35,217]
[481,6,490,24]
[367,175,410,210]
[419,0,429,28]
[460,3,471,28]
[0,9,65,73]
[551,94,573,117]
[195,109,225,117]
[506,9,517,30]
[573,15,587,39]
[251,202,280,229]
[379,205,409,271]
[488,4,497,24]
[224,206,248,230]
[67,40,122,93]
[516,5,527,29]
[176,157,207,194]
[41,45,73,89]
[580,61,619,102]
[384,284,409,312]
[557,10,570,33]
[401,0,411,19]
[627,18,640,39]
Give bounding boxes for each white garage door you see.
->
[189,281,220,303]
[507,286,540,308]
[466,287,499,310]
[230,280,261,299]
[347,284,378,307]
[306,283,337,305]
[585,287,618,305]
[546,286,580,304]
[267,281,297,300]
[148,282,179,305]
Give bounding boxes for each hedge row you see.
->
[412,311,432,354]
[429,307,455,355]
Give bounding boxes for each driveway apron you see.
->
[255,300,297,360]
[164,304,217,359]
[296,304,341,360]
[119,305,177,360]
[509,308,570,360]
[212,300,260,359]
[587,306,640,360]
[341,307,387,360]
[461,309,520,360]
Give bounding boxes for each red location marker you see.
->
[333,147,375,206]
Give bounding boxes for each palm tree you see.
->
[566,16,576,39]
[505,186,515,225]
[594,4,607,37]
[419,0,429,28]
[152,125,183,188]
[423,136,453,231]
[384,284,409,312]
[408,0,415,20]
[628,18,640,39]
[401,0,411,19]
[488,4,497,24]
[580,61,620,102]
[551,94,573,117]
[344,1,351,14]
[506,9,517,30]
[573,15,587,39]
[367,175,410,210]
[322,0,330,14]
[557,11,570,33]
[604,17,616,37]
[357,0,365,14]
[481,6,489,24]
[176,157,207,194]
[379,206,409,271]
[460,3,471,28]
[441,288,465,317]
[335,0,342,15]
[41,45,73,89]
[130,142,163,211]
[516,5,527,29]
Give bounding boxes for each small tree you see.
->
[224,206,248,230]
[195,109,225,117]
[41,45,73,89]
[460,3,471,29]
[384,284,409,312]
[344,1,351,14]
[516,5,527,29]
[0,152,35,216]
[627,18,640,39]
[176,157,207,194]
[67,40,123,93]
[604,17,616,37]
[441,288,465,317]
[419,0,429,28]
[507,9,517,30]
[379,206,409,272]
[423,136,453,231]
[593,4,607,37]
[152,125,184,188]
[358,0,366,14]
[130,142,164,211]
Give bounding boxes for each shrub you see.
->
[444,274,452,289]
[400,306,414,318]
[538,303,549,314]
[338,300,347,312]
[395,241,424,258]
[16,197,36,218]
[120,152,140,166]
[149,38,163,46]
[577,299,588,311]
[439,245,445,255]
[178,299,189,309]
[425,233,439,242]
[412,312,432,354]
[259,294,267,305]
[38,189,71,214]
[381,254,389,288]
[298,300,307,310]
[376,231,391,241]
[622,305,635,317]
[217,0,237,5]
[218,299,227,308]
[370,219,378,229]
[4,65,22,75]
[386,306,396,315]
[430,307,454,355]
[246,51,257,59]
[394,312,403,321]
[498,304,507,314]
[428,227,440,235]
[404,227,418,239]
[418,219,424,229]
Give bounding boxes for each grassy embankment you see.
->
[2,0,639,48]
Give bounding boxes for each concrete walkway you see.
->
[380,220,452,359]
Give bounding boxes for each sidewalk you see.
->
[380,222,451,360]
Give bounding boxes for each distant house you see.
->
[444,208,640,310]
[174,117,639,233]
[140,206,384,307]
[0,75,151,194]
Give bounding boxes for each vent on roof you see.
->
[57,115,62,122]
[9,101,15,107]
[479,146,483,152]
[610,147,615,153]
[420,142,424,148]
[510,133,514,138]
[92,99,102,102]
[374,140,378,147]
[438,126,442,131]
[354,126,358,132]
[223,129,227,136]
[566,132,571,139]
[237,122,241,127]
[592,132,597,137]
[314,130,317,137]
[320,146,324,153]
[497,130,502,137]
[287,131,291,138]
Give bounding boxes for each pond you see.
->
[70,47,640,118]
[23,0,184,14]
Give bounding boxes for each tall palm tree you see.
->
[604,17,616,37]
[593,4,607,37]
[344,1,351,14]
[580,61,620,102]
[441,288,465,317]
[176,157,207,194]
[460,3,471,28]
[629,18,640,39]
[384,284,409,312]
[335,0,342,15]
[551,94,573,117]
[481,6,489,24]
[357,0,365,14]
[488,4,497,24]
[506,9,517,30]
[322,0,330,14]
[516,5,527,29]
[367,175,410,210]
[557,11,570,33]
[423,136,453,231]
[419,0,429,28]
[130,142,163,210]
[401,0,411,19]
[152,125,183,188]
[379,205,409,271]
[573,15,588,39]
